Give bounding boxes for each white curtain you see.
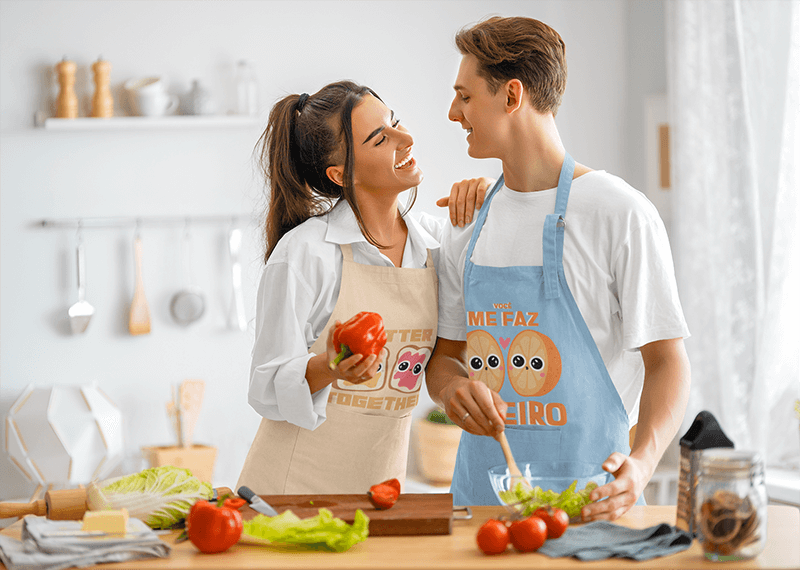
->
[667,0,800,469]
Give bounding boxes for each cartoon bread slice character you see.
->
[507,330,561,397]
[466,330,505,392]
[335,350,388,391]
[389,346,430,393]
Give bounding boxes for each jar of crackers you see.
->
[696,449,767,561]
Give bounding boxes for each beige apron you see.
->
[237,243,438,494]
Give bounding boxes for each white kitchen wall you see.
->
[0,0,666,499]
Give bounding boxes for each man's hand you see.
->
[580,452,651,521]
[440,376,507,437]
[435,177,495,227]
[426,338,507,436]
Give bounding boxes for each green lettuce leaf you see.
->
[242,508,369,552]
[499,479,602,519]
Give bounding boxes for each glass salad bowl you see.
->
[488,460,613,521]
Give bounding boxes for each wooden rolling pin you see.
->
[0,488,86,520]
[0,486,233,521]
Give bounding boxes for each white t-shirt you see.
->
[437,171,690,427]
[248,200,445,430]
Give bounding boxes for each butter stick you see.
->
[81,508,129,535]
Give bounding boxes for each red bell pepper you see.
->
[329,311,387,368]
[186,495,246,554]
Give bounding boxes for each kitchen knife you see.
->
[237,486,279,517]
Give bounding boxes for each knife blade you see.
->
[237,485,279,517]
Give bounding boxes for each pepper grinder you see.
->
[54,58,78,118]
[90,57,114,118]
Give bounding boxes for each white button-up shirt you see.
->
[248,199,444,430]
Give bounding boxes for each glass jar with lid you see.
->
[696,449,767,561]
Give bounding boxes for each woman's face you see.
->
[345,94,423,197]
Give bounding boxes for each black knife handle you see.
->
[237,485,256,503]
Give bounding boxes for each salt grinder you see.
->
[676,410,735,536]
[90,57,114,118]
[55,58,78,118]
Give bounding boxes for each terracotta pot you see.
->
[414,418,463,484]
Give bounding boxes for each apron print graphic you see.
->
[467,325,565,427]
[507,329,561,397]
[466,330,505,391]
[467,328,561,397]
[335,352,389,391]
[389,345,430,393]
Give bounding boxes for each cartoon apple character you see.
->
[389,346,431,392]
[507,330,561,397]
[466,330,505,392]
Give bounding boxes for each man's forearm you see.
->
[631,338,691,476]
[426,338,469,409]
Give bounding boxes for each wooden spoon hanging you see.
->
[128,235,151,335]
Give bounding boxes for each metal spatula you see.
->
[68,240,94,334]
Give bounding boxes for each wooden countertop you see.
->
[1,505,798,569]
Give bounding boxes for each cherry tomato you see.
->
[533,506,570,539]
[476,518,509,555]
[508,515,547,552]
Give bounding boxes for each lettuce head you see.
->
[86,466,212,529]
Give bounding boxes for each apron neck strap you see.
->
[543,153,575,299]
[464,175,504,263]
[554,153,575,217]
[340,243,354,261]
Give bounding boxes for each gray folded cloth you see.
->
[0,515,170,570]
[537,521,693,561]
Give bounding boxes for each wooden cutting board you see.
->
[240,493,454,536]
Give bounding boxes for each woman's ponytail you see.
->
[256,82,377,262]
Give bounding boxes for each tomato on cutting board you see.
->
[367,478,400,510]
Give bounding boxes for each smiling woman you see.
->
[236,81,491,495]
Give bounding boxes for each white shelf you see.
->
[36,115,262,131]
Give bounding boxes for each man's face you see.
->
[448,55,509,160]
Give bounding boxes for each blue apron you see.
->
[450,153,635,506]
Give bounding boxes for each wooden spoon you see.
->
[496,431,533,492]
[128,236,151,335]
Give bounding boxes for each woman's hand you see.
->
[325,321,382,384]
[436,177,496,227]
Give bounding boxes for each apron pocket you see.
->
[503,425,562,464]
[285,406,412,494]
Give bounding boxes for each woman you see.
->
[237,81,488,494]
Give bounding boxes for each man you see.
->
[426,16,691,521]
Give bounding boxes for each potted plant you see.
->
[414,407,463,484]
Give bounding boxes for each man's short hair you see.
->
[455,16,567,116]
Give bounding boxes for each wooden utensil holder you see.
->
[141,445,217,483]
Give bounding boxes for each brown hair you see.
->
[257,80,416,262]
[455,16,567,116]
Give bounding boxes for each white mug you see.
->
[125,76,178,117]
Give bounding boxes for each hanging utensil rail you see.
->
[38,214,252,230]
